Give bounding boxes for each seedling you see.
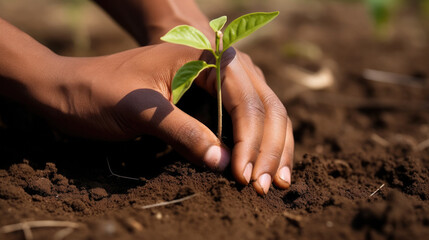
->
[365,0,400,39]
[161,12,279,140]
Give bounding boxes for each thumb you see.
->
[150,104,230,171]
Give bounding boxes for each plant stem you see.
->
[215,31,223,141]
[216,55,222,140]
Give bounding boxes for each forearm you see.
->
[93,0,212,45]
[0,18,62,108]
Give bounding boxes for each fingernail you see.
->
[258,173,271,195]
[204,145,230,171]
[279,166,291,185]
[243,163,253,184]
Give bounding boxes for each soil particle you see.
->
[51,173,72,193]
[27,176,53,196]
[0,183,30,200]
[0,169,8,177]
[90,187,109,200]
[69,199,87,212]
[8,163,35,187]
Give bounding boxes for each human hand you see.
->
[29,44,228,169]
[197,48,294,195]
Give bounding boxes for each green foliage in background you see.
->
[422,0,429,19]
[364,0,400,38]
[365,0,396,28]
[330,0,429,38]
[65,0,90,55]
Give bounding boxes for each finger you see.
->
[159,106,230,170]
[127,93,230,171]
[231,53,288,195]
[251,89,287,195]
[242,64,288,195]
[221,59,265,185]
[273,117,294,189]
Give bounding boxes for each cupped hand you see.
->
[39,44,227,170]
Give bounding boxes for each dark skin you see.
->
[0,0,294,195]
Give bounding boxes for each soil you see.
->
[1,1,429,240]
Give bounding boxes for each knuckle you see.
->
[242,95,266,120]
[256,151,282,174]
[230,92,266,121]
[263,150,283,163]
[239,52,252,63]
[262,94,288,121]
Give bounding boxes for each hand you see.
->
[32,44,229,170]
[197,48,294,195]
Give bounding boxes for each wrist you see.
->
[1,51,70,116]
[144,8,213,45]
[0,18,60,108]
[94,0,214,46]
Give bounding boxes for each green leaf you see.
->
[209,16,227,32]
[171,61,216,104]
[223,11,279,51]
[161,25,212,50]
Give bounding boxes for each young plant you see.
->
[365,0,401,39]
[160,12,279,140]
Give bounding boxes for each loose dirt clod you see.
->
[89,187,108,200]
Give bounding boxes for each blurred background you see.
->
[1,0,428,157]
[1,0,428,57]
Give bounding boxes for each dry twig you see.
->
[416,138,429,151]
[369,183,385,197]
[156,145,173,158]
[284,65,334,90]
[0,220,81,240]
[371,133,390,147]
[106,158,140,181]
[363,69,425,87]
[138,193,199,210]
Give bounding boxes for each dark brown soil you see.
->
[1,1,429,240]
